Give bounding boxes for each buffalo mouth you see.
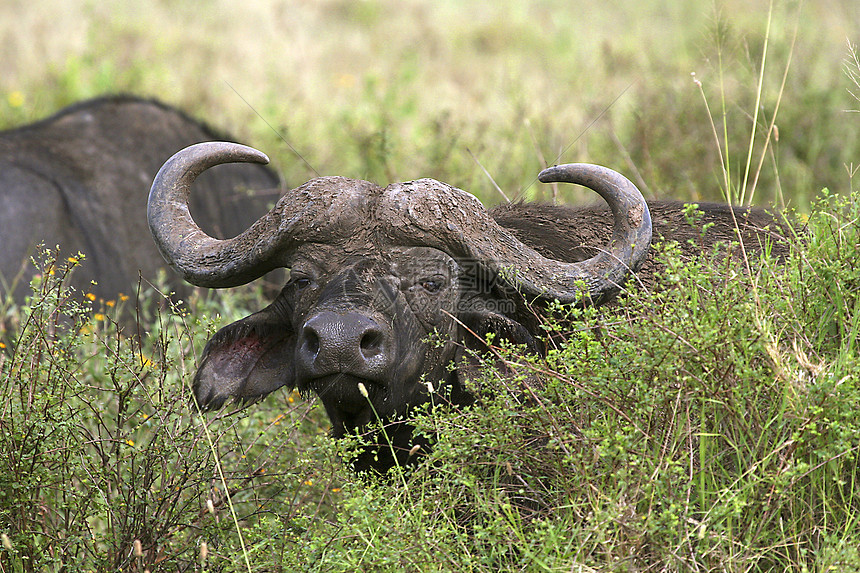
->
[301,373,385,434]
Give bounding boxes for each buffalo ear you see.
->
[453,311,540,397]
[193,311,295,410]
[457,310,540,355]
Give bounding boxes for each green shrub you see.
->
[3,200,860,572]
[0,252,337,571]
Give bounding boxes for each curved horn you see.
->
[148,142,287,288]
[532,163,652,302]
[380,164,651,305]
[150,142,651,304]
[149,142,383,288]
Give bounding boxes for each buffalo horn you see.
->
[149,142,652,303]
[147,142,285,287]
[376,164,652,304]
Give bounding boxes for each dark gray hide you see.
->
[0,95,280,312]
[148,142,786,472]
[492,200,791,293]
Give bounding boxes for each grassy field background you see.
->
[3,1,860,571]
[1,0,858,207]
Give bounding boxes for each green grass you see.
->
[2,1,860,570]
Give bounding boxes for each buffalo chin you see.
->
[301,373,387,436]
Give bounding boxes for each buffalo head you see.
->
[148,142,651,467]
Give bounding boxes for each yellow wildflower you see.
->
[94,313,105,321]
[337,74,356,89]
[7,91,24,108]
[119,293,129,302]
[85,293,96,301]
[105,300,115,307]
[126,439,135,447]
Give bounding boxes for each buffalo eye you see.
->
[419,277,443,293]
[289,272,313,290]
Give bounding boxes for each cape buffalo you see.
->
[148,142,788,472]
[0,96,280,316]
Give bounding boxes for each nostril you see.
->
[303,327,320,358]
[359,328,384,359]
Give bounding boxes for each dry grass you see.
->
[1,0,858,206]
